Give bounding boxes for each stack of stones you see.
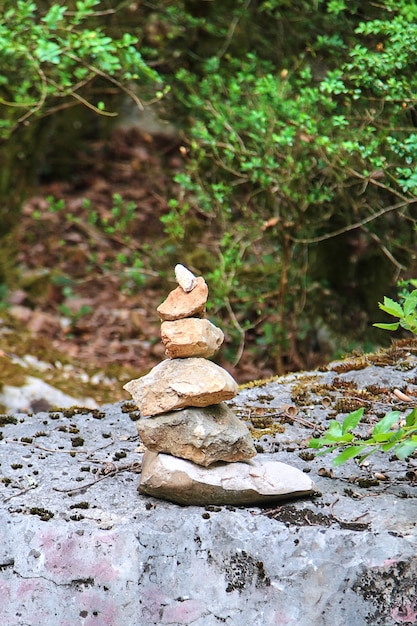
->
[123,265,316,506]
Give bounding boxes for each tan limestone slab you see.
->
[136,403,256,466]
[123,357,238,417]
[161,318,224,359]
[157,277,208,321]
[139,451,317,506]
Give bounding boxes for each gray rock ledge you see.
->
[1,349,417,625]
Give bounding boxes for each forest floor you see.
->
[1,127,283,408]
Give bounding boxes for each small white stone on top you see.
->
[175,264,198,292]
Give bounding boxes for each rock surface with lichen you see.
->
[1,342,417,624]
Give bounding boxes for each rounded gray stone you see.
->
[136,402,256,466]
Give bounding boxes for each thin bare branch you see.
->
[70,90,118,116]
[216,0,252,59]
[290,199,412,245]
[65,52,145,111]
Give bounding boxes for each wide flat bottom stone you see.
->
[139,451,316,505]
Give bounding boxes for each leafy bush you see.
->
[3,0,417,373]
[0,0,160,139]
[42,192,150,291]
[0,0,163,238]
[374,279,417,334]
[309,407,417,465]
[161,0,417,369]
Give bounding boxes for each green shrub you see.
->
[42,192,151,292]
[162,1,417,369]
[309,407,417,465]
[0,0,163,238]
[374,279,417,334]
[0,0,160,139]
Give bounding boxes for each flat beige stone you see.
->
[123,358,238,417]
[139,451,317,506]
[161,318,224,358]
[157,277,208,321]
[136,403,256,466]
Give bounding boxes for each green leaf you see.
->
[35,41,61,64]
[406,408,417,427]
[373,322,400,331]
[327,420,343,439]
[403,295,417,317]
[316,444,340,455]
[387,428,405,443]
[333,445,367,466]
[394,441,417,460]
[338,433,355,443]
[402,313,417,332]
[381,441,397,452]
[42,5,67,27]
[308,438,326,449]
[341,408,364,434]
[373,432,396,443]
[378,297,404,317]
[358,450,377,464]
[373,411,401,435]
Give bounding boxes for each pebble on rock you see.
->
[136,403,257,466]
[157,277,208,321]
[123,357,238,417]
[161,318,224,359]
[139,451,317,506]
[174,263,198,292]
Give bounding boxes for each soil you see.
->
[0,127,283,405]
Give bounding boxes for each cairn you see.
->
[123,265,315,506]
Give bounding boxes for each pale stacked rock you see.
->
[123,265,316,505]
[124,265,254,464]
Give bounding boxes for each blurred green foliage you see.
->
[0,0,161,237]
[1,0,417,372]
[374,279,417,334]
[151,0,417,369]
[310,406,417,465]
[0,0,160,139]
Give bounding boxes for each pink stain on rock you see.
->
[0,579,11,602]
[40,529,120,584]
[17,578,45,599]
[161,599,207,623]
[78,591,120,626]
[139,586,172,622]
[391,604,417,623]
